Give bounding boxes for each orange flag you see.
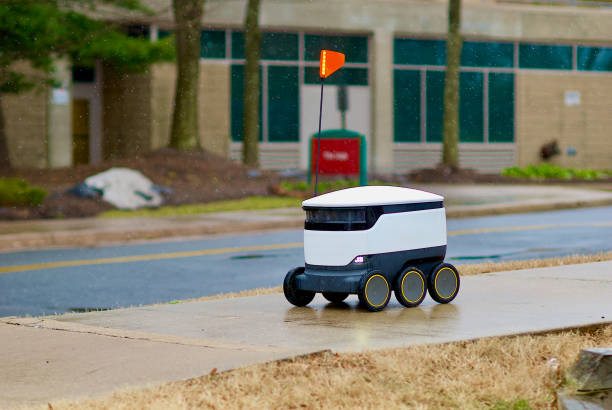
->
[319,50,345,79]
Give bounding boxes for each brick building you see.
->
[3,0,612,173]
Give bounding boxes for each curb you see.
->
[0,219,304,252]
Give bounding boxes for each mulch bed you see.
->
[1,148,284,220]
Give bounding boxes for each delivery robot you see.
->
[283,185,460,311]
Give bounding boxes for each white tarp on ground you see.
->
[84,167,163,210]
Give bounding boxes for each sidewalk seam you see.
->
[0,318,293,354]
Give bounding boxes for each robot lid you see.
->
[302,186,443,208]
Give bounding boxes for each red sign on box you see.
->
[311,138,360,176]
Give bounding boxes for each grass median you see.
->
[47,252,612,409]
[99,196,303,218]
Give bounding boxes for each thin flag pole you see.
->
[314,77,324,197]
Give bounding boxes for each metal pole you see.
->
[314,78,324,196]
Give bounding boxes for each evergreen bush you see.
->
[0,178,47,206]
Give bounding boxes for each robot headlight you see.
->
[353,256,365,264]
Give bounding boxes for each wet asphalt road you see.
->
[1,206,611,317]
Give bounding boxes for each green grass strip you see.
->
[99,196,303,218]
[502,164,612,180]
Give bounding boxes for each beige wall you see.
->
[47,59,72,168]
[371,29,394,174]
[150,62,230,157]
[517,72,612,170]
[150,63,175,150]
[102,64,152,159]
[1,63,48,169]
[198,64,230,157]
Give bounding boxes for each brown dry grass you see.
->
[177,251,612,303]
[457,250,612,276]
[49,325,612,410]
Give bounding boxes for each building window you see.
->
[461,41,514,68]
[393,70,421,142]
[263,33,299,60]
[304,34,368,63]
[426,70,445,143]
[394,39,515,68]
[488,73,514,143]
[231,32,299,60]
[394,37,520,144]
[394,69,515,144]
[201,30,226,59]
[578,46,612,71]
[268,66,299,142]
[519,43,572,70]
[394,39,446,66]
[228,31,370,143]
[230,65,262,142]
[231,32,244,59]
[459,72,484,143]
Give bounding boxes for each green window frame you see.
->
[488,73,514,143]
[232,31,299,60]
[393,70,421,142]
[578,46,612,72]
[268,66,299,142]
[394,39,446,66]
[304,67,368,86]
[230,65,262,142]
[519,43,572,70]
[461,41,514,68]
[304,34,368,63]
[459,72,484,143]
[201,30,226,59]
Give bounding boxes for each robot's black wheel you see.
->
[427,263,460,304]
[394,267,427,308]
[283,267,315,307]
[358,270,391,312]
[322,292,349,304]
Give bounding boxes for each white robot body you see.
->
[284,186,460,311]
[303,186,446,266]
[304,208,446,266]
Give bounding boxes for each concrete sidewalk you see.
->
[1,183,611,252]
[1,261,611,407]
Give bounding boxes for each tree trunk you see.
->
[169,0,203,151]
[0,93,10,171]
[242,0,262,166]
[442,0,462,170]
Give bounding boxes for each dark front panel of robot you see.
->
[304,202,444,231]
